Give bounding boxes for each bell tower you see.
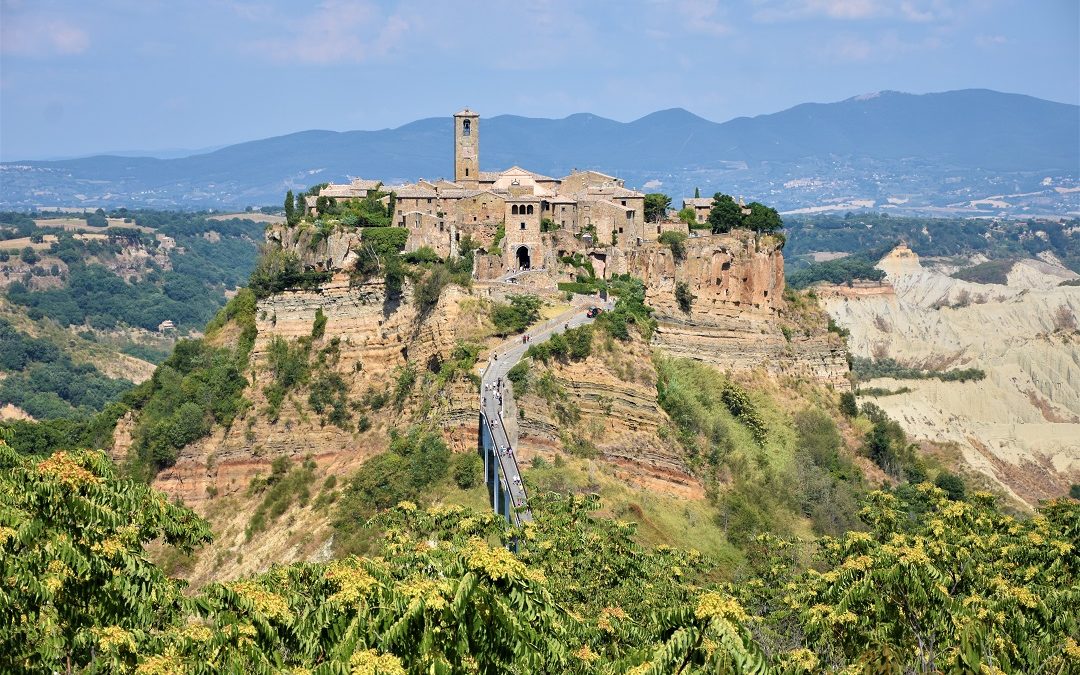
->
[454,108,479,188]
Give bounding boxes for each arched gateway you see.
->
[516,245,530,270]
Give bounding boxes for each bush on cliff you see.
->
[489,294,542,335]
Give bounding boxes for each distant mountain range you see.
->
[2,89,1077,214]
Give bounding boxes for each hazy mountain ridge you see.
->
[1,89,1077,212]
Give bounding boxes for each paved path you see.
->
[479,297,613,524]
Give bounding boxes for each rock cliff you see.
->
[625,232,850,389]
[823,245,1080,507]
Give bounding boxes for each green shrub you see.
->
[311,308,327,340]
[658,231,688,262]
[675,280,694,312]
[507,361,529,396]
[490,294,542,335]
[452,452,484,489]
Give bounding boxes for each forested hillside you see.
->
[0,210,267,425]
[785,214,1080,287]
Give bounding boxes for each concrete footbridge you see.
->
[478,298,609,525]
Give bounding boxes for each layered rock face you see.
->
[625,232,850,389]
[151,274,475,508]
[510,336,701,498]
[823,245,1080,507]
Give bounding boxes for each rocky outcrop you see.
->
[823,245,1080,507]
[624,232,850,389]
[512,336,702,498]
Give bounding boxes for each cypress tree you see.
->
[284,190,296,225]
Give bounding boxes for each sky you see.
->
[1,0,1077,161]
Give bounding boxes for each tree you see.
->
[675,280,694,312]
[677,206,697,226]
[694,186,700,198]
[708,193,743,233]
[934,471,966,500]
[839,391,858,417]
[0,444,211,672]
[644,193,671,223]
[20,246,38,264]
[284,190,296,225]
[744,202,783,233]
[658,230,687,261]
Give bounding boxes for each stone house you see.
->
[314,109,712,273]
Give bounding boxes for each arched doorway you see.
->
[516,245,530,270]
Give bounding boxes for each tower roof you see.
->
[454,108,478,117]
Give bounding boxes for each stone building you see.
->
[315,109,672,272]
[683,197,714,225]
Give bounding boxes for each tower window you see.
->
[462,119,471,136]
[465,167,469,176]
[520,222,526,230]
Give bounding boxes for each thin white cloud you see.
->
[819,30,943,61]
[0,4,91,57]
[752,0,952,23]
[673,0,732,35]
[243,0,409,64]
[974,34,1007,47]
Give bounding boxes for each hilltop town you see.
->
[299,109,759,285]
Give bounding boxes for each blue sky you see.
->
[1,0,1076,160]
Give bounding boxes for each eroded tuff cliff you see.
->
[823,245,1080,507]
[625,232,849,389]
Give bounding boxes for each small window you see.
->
[561,220,566,227]
[465,167,470,176]
[512,205,518,215]
[462,119,471,136]
[520,222,526,230]
[657,225,661,234]
[618,227,624,234]
[427,198,432,203]
[526,205,534,215]
[621,200,626,206]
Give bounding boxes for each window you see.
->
[618,227,624,234]
[657,225,662,234]
[427,198,432,203]
[562,220,566,228]
[621,200,627,206]
[520,222,526,230]
[462,119,471,136]
[512,205,519,215]
[526,205,534,215]
[465,167,469,176]
[561,206,566,212]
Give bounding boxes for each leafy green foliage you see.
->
[0,319,132,420]
[124,292,256,474]
[951,258,1016,284]
[451,452,483,489]
[853,356,986,383]
[489,294,542,335]
[506,361,529,396]
[0,443,211,673]
[786,214,1080,274]
[839,391,858,417]
[596,275,655,341]
[525,325,593,364]
[644,193,671,222]
[3,435,1077,674]
[658,230,687,261]
[786,253,886,289]
[248,247,331,299]
[674,280,694,312]
[247,456,317,536]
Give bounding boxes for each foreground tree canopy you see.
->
[1,439,1078,674]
